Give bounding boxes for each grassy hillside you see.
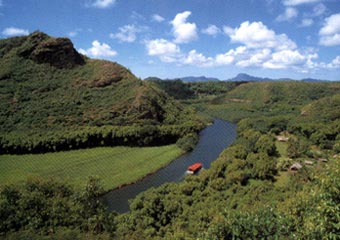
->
[1,80,340,238]
[0,32,205,153]
[194,81,340,122]
[110,81,340,239]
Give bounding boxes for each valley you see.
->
[1,32,340,239]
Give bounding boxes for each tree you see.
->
[247,152,277,180]
[255,134,278,156]
[176,133,198,152]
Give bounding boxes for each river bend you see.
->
[103,119,237,213]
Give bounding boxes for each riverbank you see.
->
[103,119,237,213]
[0,145,183,191]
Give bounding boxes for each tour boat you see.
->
[187,163,203,173]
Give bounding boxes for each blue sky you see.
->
[1,0,340,80]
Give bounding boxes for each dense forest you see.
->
[1,32,340,239]
[0,32,206,154]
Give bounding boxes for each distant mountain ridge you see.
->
[227,73,328,82]
[146,73,329,83]
[179,76,220,82]
[228,73,328,82]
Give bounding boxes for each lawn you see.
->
[0,145,182,191]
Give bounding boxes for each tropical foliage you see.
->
[1,32,340,239]
[0,32,206,154]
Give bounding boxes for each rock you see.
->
[18,31,85,68]
[30,37,85,68]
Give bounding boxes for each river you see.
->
[102,119,237,213]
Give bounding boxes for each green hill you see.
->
[194,81,340,122]
[0,32,205,154]
[2,78,340,238]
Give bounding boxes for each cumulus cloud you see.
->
[145,19,323,72]
[89,0,116,8]
[2,27,29,36]
[215,46,247,66]
[276,7,298,22]
[152,14,165,22]
[319,13,340,46]
[219,21,321,70]
[171,11,198,43]
[78,40,117,58]
[327,56,340,68]
[182,50,214,67]
[145,38,181,62]
[236,49,272,68]
[282,0,321,6]
[224,21,296,50]
[110,24,141,43]
[263,50,306,69]
[202,25,221,36]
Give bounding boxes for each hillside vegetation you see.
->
[0,32,205,154]
[1,32,340,239]
[2,78,340,238]
[194,81,340,122]
[108,81,340,239]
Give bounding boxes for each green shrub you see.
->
[176,133,199,152]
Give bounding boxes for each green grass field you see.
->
[0,145,182,191]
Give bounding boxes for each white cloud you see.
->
[110,24,141,43]
[237,49,272,68]
[183,50,214,67]
[202,25,221,36]
[215,46,247,66]
[145,19,321,72]
[276,7,298,22]
[130,11,145,21]
[319,13,340,46]
[68,29,82,37]
[171,11,198,43]
[78,40,117,58]
[319,34,340,46]
[2,27,29,36]
[327,56,340,68]
[224,21,296,50]
[152,14,165,22]
[90,0,116,8]
[68,31,78,37]
[313,3,326,16]
[145,39,181,62]
[263,50,306,69]
[300,18,314,27]
[319,13,340,35]
[282,0,321,6]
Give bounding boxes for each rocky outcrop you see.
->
[18,31,85,68]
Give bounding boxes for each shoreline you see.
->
[100,121,214,195]
[100,150,188,196]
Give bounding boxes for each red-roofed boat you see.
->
[187,163,203,173]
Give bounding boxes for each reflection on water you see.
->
[102,119,237,213]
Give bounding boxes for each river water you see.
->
[102,119,237,213]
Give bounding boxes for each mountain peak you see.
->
[8,31,85,69]
[230,73,267,81]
